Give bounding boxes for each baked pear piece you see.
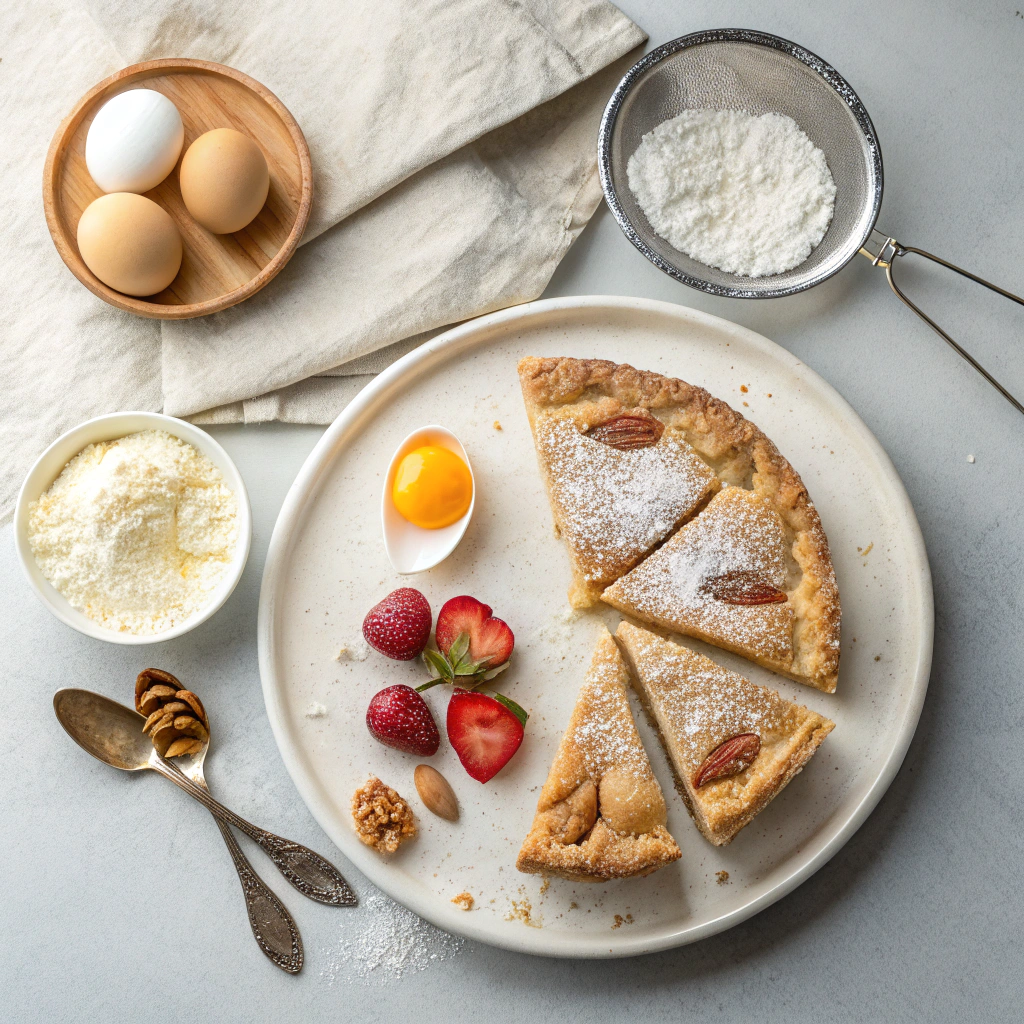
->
[518,356,717,608]
[616,621,834,847]
[516,627,681,882]
[604,484,835,691]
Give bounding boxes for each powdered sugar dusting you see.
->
[532,605,583,645]
[335,636,370,662]
[618,623,796,772]
[536,416,714,586]
[319,889,464,985]
[565,651,653,782]
[605,487,794,663]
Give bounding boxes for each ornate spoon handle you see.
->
[150,755,357,906]
[194,775,303,973]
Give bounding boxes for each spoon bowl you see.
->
[53,686,355,911]
[53,688,153,771]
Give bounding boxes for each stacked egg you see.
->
[77,89,271,297]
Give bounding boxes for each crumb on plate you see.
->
[451,892,474,911]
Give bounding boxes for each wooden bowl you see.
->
[43,58,313,319]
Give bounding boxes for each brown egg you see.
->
[76,193,182,297]
[179,128,270,234]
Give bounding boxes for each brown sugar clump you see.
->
[451,892,474,911]
[351,776,417,854]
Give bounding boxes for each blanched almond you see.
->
[414,764,459,822]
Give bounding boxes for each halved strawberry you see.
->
[435,595,513,664]
[366,684,440,756]
[446,688,526,783]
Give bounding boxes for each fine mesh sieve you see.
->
[599,28,1024,415]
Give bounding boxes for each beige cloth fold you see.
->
[0,0,645,524]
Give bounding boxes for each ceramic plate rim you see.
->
[257,295,933,958]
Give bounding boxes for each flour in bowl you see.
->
[626,108,836,278]
[28,430,238,635]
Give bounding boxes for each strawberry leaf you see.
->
[422,648,454,683]
[481,661,509,682]
[454,656,491,676]
[448,631,471,668]
[492,692,528,727]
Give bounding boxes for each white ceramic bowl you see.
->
[14,412,252,645]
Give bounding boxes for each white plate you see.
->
[258,296,932,958]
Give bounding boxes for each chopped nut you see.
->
[451,892,474,911]
[134,669,208,759]
[175,690,208,727]
[165,738,203,758]
[351,777,417,854]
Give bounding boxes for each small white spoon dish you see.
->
[381,425,475,574]
[14,411,252,645]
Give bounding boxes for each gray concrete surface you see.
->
[3,1,1022,1020]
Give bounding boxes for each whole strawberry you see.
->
[363,588,432,660]
[366,684,440,756]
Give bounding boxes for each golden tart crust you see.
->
[604,487,797,680]
[518,359,716,608]
[518,356,840,692]
[516,628,681,882]
[616,622,834,847]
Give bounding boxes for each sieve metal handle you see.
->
[859,228,1024,416]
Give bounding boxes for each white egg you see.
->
[381,426,475,574]
[85,89,185,194]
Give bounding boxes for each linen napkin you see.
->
[0,0,645,524]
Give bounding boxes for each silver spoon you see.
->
[53,688,358,917]
[153,694,305,973]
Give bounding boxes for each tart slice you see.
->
[518,357,717,607]
[604,485,828,688]
[519,356,840,689]
[516,627,681,882]
[616,621,834,846]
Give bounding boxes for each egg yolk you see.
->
[392,446,472,529]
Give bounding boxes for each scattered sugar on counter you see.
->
[319,889,464,984]
[28,430,237,635]
[627,108,836,278]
